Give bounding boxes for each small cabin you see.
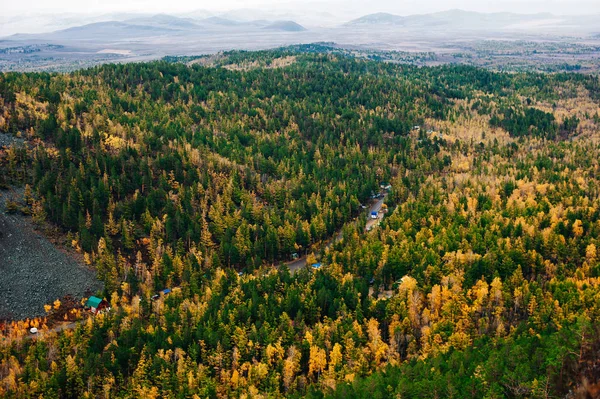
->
[85,296,110,315]
[152,288,175,301]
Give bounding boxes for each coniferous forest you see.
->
[1,47,600,398]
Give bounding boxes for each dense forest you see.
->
[1,46,600,398]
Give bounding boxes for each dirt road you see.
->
[284,193,388,274]
[365,195,387,231]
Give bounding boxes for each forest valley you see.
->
[1,46,600,398]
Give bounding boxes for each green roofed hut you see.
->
[85,296,110,315]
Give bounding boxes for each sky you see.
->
[2,0,600,18]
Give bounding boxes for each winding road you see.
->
[3,187,389,340]
[283,193,388,274]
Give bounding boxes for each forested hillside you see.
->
[1,48,600,398]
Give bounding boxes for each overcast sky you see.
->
[3,0,600,17]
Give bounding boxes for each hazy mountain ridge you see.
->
[8,21,182,41]
[345,12,405,25]
[200,16,245,26]
[5,14,309,41]
[124,14,202,29]
[263,21,307,32]
[345,9,584,30]
[4,9,599,39]
[2,9,599,73]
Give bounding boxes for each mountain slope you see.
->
[124,14,201,30]
[262,20,307,32]
[1,49,600,398]
[9,21,181,40]
[346,12,405,26]
[199,16,244,26]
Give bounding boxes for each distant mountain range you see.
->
[2,8,599,73]
[6,14,309,41]
[4,9,600,40]
[345,9,599,31]
[9,21,180,41]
